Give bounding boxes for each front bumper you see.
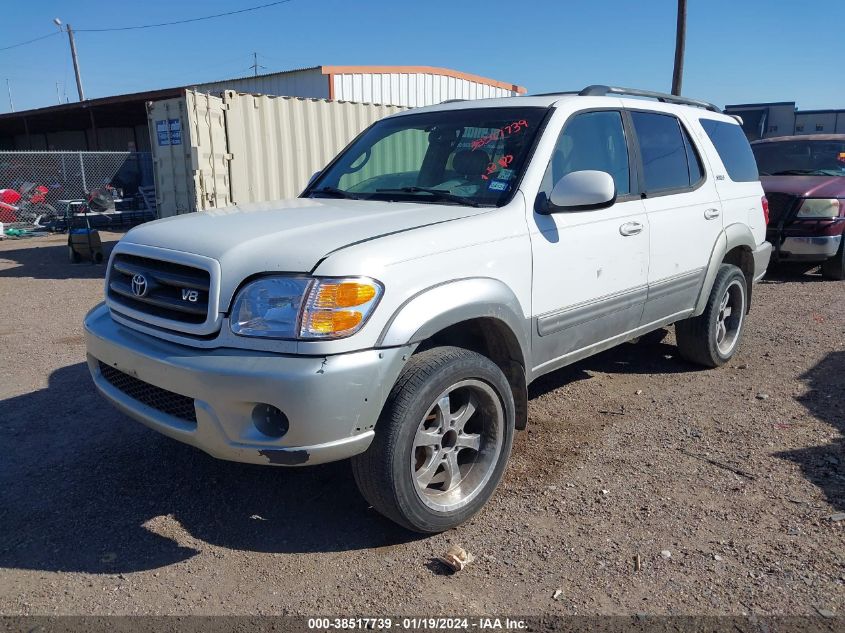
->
[775,235,842,261]
[84,303,411,466]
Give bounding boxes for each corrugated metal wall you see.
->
[331,71,518,107]
[195,67,329,100]
[223,91,404,205]
[193,66,521,108]
[147,97,196,216]
[149,90,406,216]
[148,92,233,216]
[186,91,231,210]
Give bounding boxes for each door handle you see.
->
[619,221,643,236]
[704,208,721,220]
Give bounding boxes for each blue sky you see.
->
[1,0,843,113]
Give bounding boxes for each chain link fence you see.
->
[0,151,154,228]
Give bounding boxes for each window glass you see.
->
[631,111,692,191]
[700,119,759,182]
[338,129,428,191]
[309,107,547,207]
[681,125,704,184]
[751,139,845,177]
[541,111,630,197]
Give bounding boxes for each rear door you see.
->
[698,117,766,247]
[626,107,723,325]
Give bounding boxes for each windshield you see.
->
[752,139,845,176]
[305,107,548,207]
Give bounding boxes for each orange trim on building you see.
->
[327,74,334,100]
[320,65,526,95]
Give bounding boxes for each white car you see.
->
[84,85,771,532]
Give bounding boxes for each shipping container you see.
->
[148,90,406,217]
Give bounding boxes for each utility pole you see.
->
[56,82,62,104]
[54,19,85,101]
[671,0,687,96]
[5,79,13,112]
[250,52,265,77]
[66,24,85,101]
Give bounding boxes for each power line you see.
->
[0,31,60,52]
[75,0,294,33]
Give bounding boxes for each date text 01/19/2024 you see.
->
[306,617,528,630]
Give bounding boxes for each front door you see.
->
[528,109,649,376]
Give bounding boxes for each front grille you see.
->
[107,254,210,325]
[99,362,197,424]
[765,192,799,225]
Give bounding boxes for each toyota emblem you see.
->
[131,273,148,297]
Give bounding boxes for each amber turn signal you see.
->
[304,310,363,334]
[299,277,383,339]
[313,282,377,308]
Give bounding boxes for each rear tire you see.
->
[820,237,845,280]
[352,346,515,533]
[675,264,747,368]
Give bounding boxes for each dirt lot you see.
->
[0,232,842,617]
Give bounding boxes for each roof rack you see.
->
[533,86,721,112]
[577,85,721,112]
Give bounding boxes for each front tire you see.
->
[675,264,747,368]
[820,237,845,280]
[352,346,515,533]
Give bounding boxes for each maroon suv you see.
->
[751,134,845,280]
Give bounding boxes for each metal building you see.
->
[725,101,845,140]
[195,65,526,107]
[0,65,525,151]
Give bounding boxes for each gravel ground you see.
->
[0,232,842,617]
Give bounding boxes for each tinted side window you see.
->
[631,111,695,192]
[700,119,759,182]
[541,110,631,197]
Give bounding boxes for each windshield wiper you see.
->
[310,186,360,200]
[771,169,822,176]
[375,187,481,207]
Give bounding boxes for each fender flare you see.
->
[377,277,530,359]
[694,223,756,315]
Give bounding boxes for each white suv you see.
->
[84,86,771,532]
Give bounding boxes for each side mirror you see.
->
[307,171,321,187]
[544,170,617,213]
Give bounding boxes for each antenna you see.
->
[5,79,13,112]
[249,52,266,77]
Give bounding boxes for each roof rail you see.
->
[578,85,721,112]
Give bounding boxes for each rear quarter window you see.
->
[699,119,759,182]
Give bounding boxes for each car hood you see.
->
[760,175,845,198]
[121,198,485,307]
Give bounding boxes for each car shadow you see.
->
[761,261,827,284]
[0,236,120,280]
[774,350,845,513]
[0,362,421,574]
[0,328,735,575]
[528,328,695,399]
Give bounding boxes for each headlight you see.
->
[796,198,841,218]
[230,277,312,338]
[230,276,383,340]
